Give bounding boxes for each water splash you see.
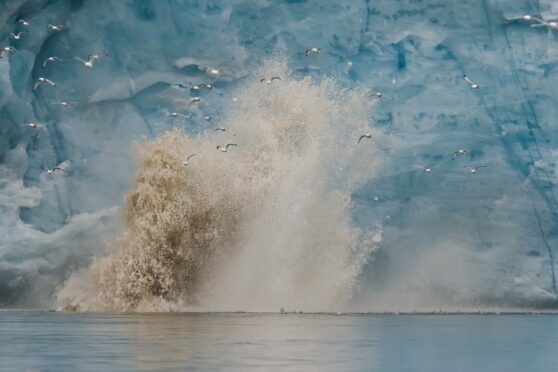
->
[56,56,381,312]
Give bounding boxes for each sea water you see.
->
[1,312,557,371]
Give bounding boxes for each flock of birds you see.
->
[0,12,554,177]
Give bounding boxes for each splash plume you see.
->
[56,57,380,312]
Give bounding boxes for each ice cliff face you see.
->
[1,0,558,310]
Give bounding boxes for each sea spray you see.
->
[56,56,381,312]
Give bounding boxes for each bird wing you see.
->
[225,143,238,149]
[358,135,365,143]
[186,153,200,161]
[52,167,65,172]
[271,77,281,81]
[42,59,48,68]
[530,23,549,27]
[475,165,488,170]
[45,78,56,86]
[260,78,266,83]
[32,82,40,90]
[463,75,476,85]
[305,49,311,56]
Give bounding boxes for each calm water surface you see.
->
[1,312,558,371]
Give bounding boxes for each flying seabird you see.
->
[10,31,26,41]
[1,47,16,59]
[33,77,56,90]
[46,167,65,175]
[203,116,212,121]
[43,56,63,68]
[74,57,95,69]
[191,83,213,90]
[204,67,220,77]
[23,123,45,129]
[415,164,440,174]
[504,15,544,23]
[358,133,372,144]
[188,97,201,107]
[463,75,482,89]
[260,77,281,84]
[183,153,201,166]
[451,149,468,160]
[212,127,226,132]
[305,47,321,56]
[216,143,237,152]
[167,112,190,118]
[51,101,77,107]
[371,92,393,100]
[47,24,64,32]
[464,165,488,174]
[18,19,32,27]
[531,21,558,30]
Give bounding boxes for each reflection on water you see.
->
[1,312,558,371]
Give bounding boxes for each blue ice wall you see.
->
[0,0,557,308]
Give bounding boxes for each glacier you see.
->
[1,0,558,310]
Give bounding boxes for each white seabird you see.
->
[531,20,558,30]
[504,15,544,23]
[1,46,17,58]
[23,123,45,129]
[464,165,488,174]
[463,75,482,89]
[46,167,65,175]
[415,164,440,174]
[43,56,63,68]
[167,112,190,118]
[358,133,372,144]
[451,149,468,160]
[191,83,213,90]
[371,92,393,100]
[74,57,94,69]
[47,24,64,32]
[51,101,77,107]
[216,143,237,152]
[305,47,321,56]
[32,77,56,90]
[188,97,201,107]
[183,153,201,166]
[204,67,220,78]
[18,19,32,27]
[10,31,26,41]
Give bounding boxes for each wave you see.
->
[56,56,381,312]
